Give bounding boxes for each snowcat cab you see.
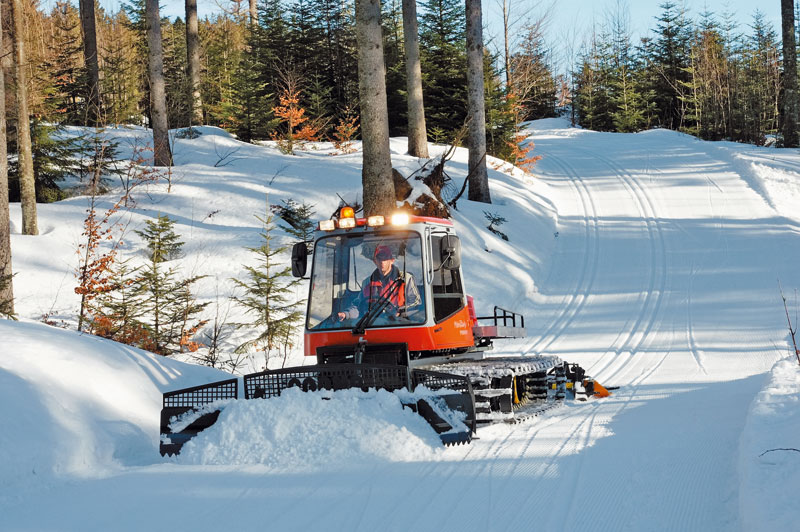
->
[159,207,605,456]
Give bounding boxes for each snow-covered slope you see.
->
[2,119,800,531]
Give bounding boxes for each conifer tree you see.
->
[134,215,208,355]
[163,18,192,129]
[232,206,304,368]
[136,214,184,262]
[647,2,693,129]
[45,2,87,125]
[88,261,149,346]
[419,0,468,134]
[100,10,143,125]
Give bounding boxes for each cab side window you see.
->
[431,234,465,322]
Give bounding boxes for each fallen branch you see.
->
[759,448,800,457]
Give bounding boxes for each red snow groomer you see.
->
[160,207,606,455]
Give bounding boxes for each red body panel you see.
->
[304,306,475,357]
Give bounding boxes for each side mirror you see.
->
[440,235,461,270]
[291,242,308,277]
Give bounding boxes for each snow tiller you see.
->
[160,208,608,456]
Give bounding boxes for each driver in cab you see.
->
[337,245,421,323]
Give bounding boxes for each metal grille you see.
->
[244,364,411,399]
[412,369,472,394]
[162,378,238,408]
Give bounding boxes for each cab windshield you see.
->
[307,231,426,330]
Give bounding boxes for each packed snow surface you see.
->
[2,119,800,531]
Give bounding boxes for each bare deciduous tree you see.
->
[146,0,173,167]
[402,0,428,158]
[355,0,395,215]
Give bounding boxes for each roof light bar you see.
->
[338,217,356,229]
[319,220,336,231]
[390,213,410,226]
[367,215,385,227]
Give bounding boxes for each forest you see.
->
[0,0,798,358]
[0,0,796,204]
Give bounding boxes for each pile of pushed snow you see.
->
[739,357,800,532]
[175,387,445,469]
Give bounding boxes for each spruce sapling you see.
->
[232,204,304,369]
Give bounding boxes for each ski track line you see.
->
[524,152,600,357]
[510,404,601,528]
[575,147,672,384]
[399,428,514,530]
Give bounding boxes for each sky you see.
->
[78,0,783,38]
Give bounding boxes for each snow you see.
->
[3,119,800,530]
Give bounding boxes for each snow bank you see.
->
[175,387,445,470]
[0,319,229,502]
[739,357,800,532]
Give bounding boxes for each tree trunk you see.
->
[185,0,204,126]
[402,0,428,158]
[0,5,14,314]
[10,0,37,235]
[465,0,490,203]
[146,0,172,167]
[355,0,395,216]
[79,0,102,126]
[249,0,258,25]
[781,0,799,147]
[502,0,510,90]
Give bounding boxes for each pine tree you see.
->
[162,17,192,129]
[647,2,694,130]
[272,199,316,243]
[232,206,304,369]
[134,215,208,355]
[88,261,150,347]
[44,2,87,126]
[99,10,143,125]
[135,214,184,263]
[418,0,468,135]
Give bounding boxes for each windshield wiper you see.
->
[352,277,404,335]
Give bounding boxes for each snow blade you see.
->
[159,378,238,456]
[245,364,476,445]
[159,364,477,455]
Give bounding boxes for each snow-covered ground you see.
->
[2,119,800,531]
